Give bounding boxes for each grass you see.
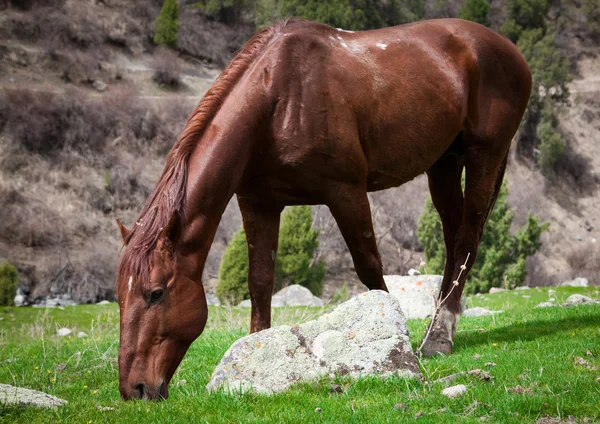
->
[1,286,599,423]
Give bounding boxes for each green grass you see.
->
[1,287,599,423]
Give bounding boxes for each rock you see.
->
[206,293,221,306]
[441,384,467,399]
[92,80,107,92]
[208,291,421,394]
[96,300,110,305]
[489,288,506,294]
[14,290,26,307]
[535,302,556,308]
[462,307,504,317]
[238,285,323,308]
[77,332,88,338]
[559,278,589,287]
[0,384,67,407]
[407,268,421,276]
[563,294,599,307]
[56,328,72,337]
[383,275,465,319]
[515,286,531,290]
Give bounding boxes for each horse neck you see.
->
[175,106,257,280]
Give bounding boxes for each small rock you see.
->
[522,295,531,298]
[77,332,88,338]
[238,284,323,308]
[0,384,67,407]
[515,286,531,290]
[92,80,107,92]
[479,417,489,422]
[574,357,591,367]
[473,354,481,360]
[177,380,187,386]
[96,405,115,411]
[535,302,556,308]
[596,377,600,383]
[462,307,504,317]
[96,300,110,305]
[330,384,343,393]
[407,268,421,276]
[563,294,599,307]
[489,288,506,294]
[484,362,497,368]
[560,277,589,287]
[441,384,467,399]
[315,407,322,413]
[586,350,593,357]
[394,403,408,410]
[56,364,67,372]
[205,293,221,306]
[57,328,72,337]
[415,411,425,418]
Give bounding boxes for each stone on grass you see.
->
[77,331,88,338]
[208,291,421,394]
[96,300,110,305]
[462,307,504,317]
[383,275,465,319]
[535,302,556,308]
[206,293,221,306]
[515,286,531,290]
[489,288,506,294]
[0,384,67,408]
[559,277,589,287]
[238,284,323,308]
[441,384,467,399]
[56,328,72,337]
[563,294,599,307]
[407,268,421,276]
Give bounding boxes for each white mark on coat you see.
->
[128,275,133,292]
[336,28,355,33]
[337,35,349,49]
[376,42,388,50]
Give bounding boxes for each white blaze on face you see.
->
[376,42,388,50]
[128,275,133,292]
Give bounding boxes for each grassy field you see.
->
[1,286,599,423]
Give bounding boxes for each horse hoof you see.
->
[421,338,453,357]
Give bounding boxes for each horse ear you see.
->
[116,218,132,245]
[157,210,180,256]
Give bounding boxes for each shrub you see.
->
[152,47,182,88]
[536,103,565,171]
[417,179,550,294]
[216,227,249,305]
[276,206,326,295]
[0,260,19,306]
[154,0,179,47]
[459,0,490,26]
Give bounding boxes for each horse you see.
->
[115,17,531,400]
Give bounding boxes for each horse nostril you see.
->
[133,383,146,399]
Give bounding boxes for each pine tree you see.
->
[275,206,326,295]
[154,0,179,47]
[417,180,549,294]
[216,227,249,305]
[459,0,491,26]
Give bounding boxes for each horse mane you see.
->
[117,19,299,288]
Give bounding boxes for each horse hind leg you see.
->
[327,184,388,292]
[421,131,510,357]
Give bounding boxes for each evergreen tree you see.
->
[417,180,549,294]
[0,260,18,307]
[154,0,179,47]
[275,206,326,295]
[459,0,491,26]
[216,227,249,305]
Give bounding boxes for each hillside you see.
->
[0,0,598,304]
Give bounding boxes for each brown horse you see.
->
[115,18,531,400]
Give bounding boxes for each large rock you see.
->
[563,294,599,307]
[462,307,504,317]
[0,384,67,408]
[238,284,324,308]
[559,278,589,287]
[208,291,421,394]
[383,275,465,319]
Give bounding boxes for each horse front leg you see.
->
[238,196,283,333]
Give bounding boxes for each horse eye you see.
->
[149,290,164,304]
